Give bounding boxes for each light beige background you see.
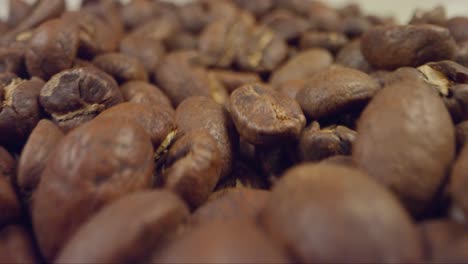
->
[1,0,467,23]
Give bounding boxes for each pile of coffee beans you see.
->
[2,0,468,263]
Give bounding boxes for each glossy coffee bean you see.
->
[33,117,154,261]
[261,164,423,263]
[92,53,148,84]
[354,80,455,215]
[39,67,123,131]
[56,191,189,263]
[230,83,305,146]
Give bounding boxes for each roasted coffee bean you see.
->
[0,177,20,227]
[211,70,260,93]
[270,49,333,86]
[306,1,343,32]
[0,225,39,264]
[456,121,468,150]
[92,53,148,84]
[236,26,288,72]
[297,65,379,120]
[299,121,356,162]
[175,96,237,178]
[98,102,175,148]
[215,161,268,190]
[120,35,166,74]
[0,147,15,180]
[121,0,160,30]
[7,0,31,28]
[340,16,372,38]
[81,0,124,39]
[166,32,199,51]
[261,9,310,41]
[119,81,173,111]
[300,31,348,54]
[233,0,273,17]
[336,40,373,73]
[191,188,269,226]
[25,19,79,80]
[451,144,468,220]
[261,164,423,263]
[255,145,297,178]
[178,0,239,33]
[129,16,181,44]
[276,79,305,100]
[152,220,289,263]
[0,47,25,75]
[33,117,154,261]
[230,83,305,145]
[361,25,457,70]
[11,0,65,34]
[447,17,468,44]
[39,67,123,131]
[354,80,455,215]
[17,120,64,199]
[409,6,447,26]
[418,219,467,261]
[161,131,222,208]
[56,191,189,263]
[0,78,44,148]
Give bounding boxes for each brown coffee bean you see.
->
[418,219,467,261]
[11,0,65,34]
[307,1,343,32]
[233,0,273,17]
[121,0,159,30]
[431,236,468,263]
[276,79,305,100]
[456,121,468,151]
[120,35,166,74]
[39,67,123,131]
[165,32,199,51]
[354,80,455,215]
[98,102,175,148]
[336,40,373,73]
[152,220,289,263]
[7,0,32,28]
[0,47,25,75]
[297,65,379,120]
[130,16,181,44]
[0,225,39,264]
[120,81,173,111]
[156,51,227,105]
[447,17,468,44]
[33,117,154,261]
[211,70,260,93]
[175,96,237,178]
[191,188,269,226]
[0,177,20,227]
[236,26,288,72]
[361,25,457,70]
[261,164,423,263]
[451,144,468,220]
[25,19,79,80]
[0,147,15,180]
[340,16,372,38]
[81,0,124,39]
[162,131,222,208]
[178,0,239,33]
[300,31,348,54]
[0,78,44,148]
[17,120,64,199]
[409,6,447,26]
[56,191,189,263]
[215,161,268,190]
[270,49,333,86]
[92,53,148,84]
[230,83,305,146]
[261,9,310,41]
[299,121,356,162]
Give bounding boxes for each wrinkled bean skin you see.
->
[361,25,457,70]
[175,96,237,178]
[354,80,455,215]
[162,131,222,209]
[261,164,423,263]
[33,117,154,261]
[39,67,123,131]
[17,119,64,198]
[56,191,189,263]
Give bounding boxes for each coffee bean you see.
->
[33,117,154,261]
[299,121,356,162]
[300,31,349,54]
[25,19,79,80]
[233,0,273,17]
[354,80,455,215]
[175,96,237,178]
[230,83,305,145]
[178,0,239,33]
[361,25,457,70]
[11,0,65,34]
[215,161,268,190]
[431,236,468,263]
[17,119,64,199]
[261,9,310,41]
[119,81,173,111]
[0,47,25,75]
[121,0,160,30]
[336,40,373,73]
[456,121,468,150]
[0,77,44,148]
[270,49,333,86]
[92,53,148,84]
[447,17,468,44]
[120,35,166,74]
[0,225,39,263]
[7,0,32,29]
[211,70,260,93]
[152,220,289,263]
[56,191,189,263]
[0,177,20,227]
[340,16,372,38]
[165,31,199,51]
[39,67,123,131]
[129,16,181,44]
[261,164,423,263]
[162,131,222,208]
[306,1,342,31]
[409,6,447,26]
[276,79,305,100]
[297,65,379,120]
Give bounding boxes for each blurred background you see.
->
[1,0,468,23]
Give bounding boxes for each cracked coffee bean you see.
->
[39,67,123,131]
